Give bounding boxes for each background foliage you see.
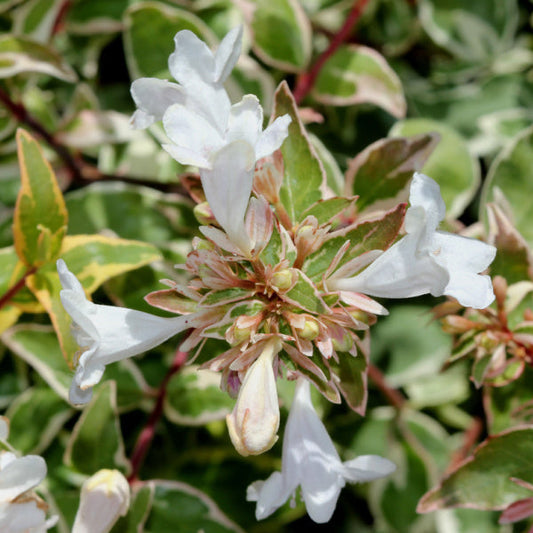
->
[0,0,533,531]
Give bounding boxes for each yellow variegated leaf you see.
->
[13,129,68,267]
[26,234,162,363]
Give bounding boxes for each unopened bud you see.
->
[271,269,295,291]
[226,338,281,456]
[297,318,320,340]
[478,331,499,351]
[232,325,253,345]
[72,469,130,533]
[193,202,215,225]
[332,331,353,352]
[192,237,214,251]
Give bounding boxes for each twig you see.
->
[0,266,37,311]
[0,87,85,181]
[127,348,189,483]
[445,417,483,474]
[367,363,405,410]
[293,0,371,104]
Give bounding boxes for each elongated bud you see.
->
[193,201,217,226]
[72,469,130,533]
[226,338,282,456]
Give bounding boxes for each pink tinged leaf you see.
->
[214,25,243,83]
[255,115,292,160]
[130,78,185,129]
[245,196,274,254]
[338,291,389,315]
[200,140,256,254]
[499,498,533,524]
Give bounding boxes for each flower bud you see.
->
[331,330,353,352]
[193,201,216,225]
[297,318,320,341]
[72,469,130,533]
[226,338,282,456]
[271,269,295,291]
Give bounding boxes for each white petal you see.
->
[0,418,8,441]
[0,500,47,532]
[0,455,46,502]
[214,25,243,83]
[247,473,294,520]
[200,140,255,253]
[69,381,93,406]
[163,104,224,164]
[169,30,215,85]
[161,143,211,169]
[341,455,396,483]
[433,232,496,308]
[130,78,185,129]
[405,172,445,239]
[255,115,292,160]
[227,95,263,147]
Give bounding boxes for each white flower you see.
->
[72,469,130,533]
[226,337,282,456]
[247,379,396,523]
[57,259,197,405]
[130,26,242,130]
[329,173,496,309]
[0,442,56,532]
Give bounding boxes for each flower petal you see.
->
[255,115,292,160]
[227,95,263,147]
[214,25,243,83]
[0,455,46,502]
[130,78,185,129]
[163,104,224,166]
[341,455,397,483]
[200,140,255,253]
[246,473,294,521]
[168,30,215,85]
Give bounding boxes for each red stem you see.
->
[367,363,405,410]
[127,348,189,483]
[293,0,371,104]
[0,266,37,311]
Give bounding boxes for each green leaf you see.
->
[12,0,65,42]
[66,0,129,34]
[481,125,533,247]
[5,387,72,454]
[313,44,406,117]
[282,271,328,314]
[0,34,77,81]
[65,381,130,475]
[26,234,161,361]
[329,352,367,415]
[259,221,296,268]
[419,0,518,62]
[249,0,311,72]
[273,81,325,225]
[201,288,254,307]
[486,204,532,284]
[309,133,344,196]
[65,182,196,243]
[111,484,154,533]
[390,119,480,218]
[124,2,216,79]
[13,129,68,267]
[302,197,356,226]
[1,324,73,401]
[164,366,234,426]
[346,133,438,212]
[418,427,533,512]
[144,480,244,532]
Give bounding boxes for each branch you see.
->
[127,348,189,483]
[367,363,405,410]
[293,0,371,104]
[0,266,37,311]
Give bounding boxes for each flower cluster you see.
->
[57,27,497,523]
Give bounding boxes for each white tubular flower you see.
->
[57,259,196,405]
[72,469,130,533]
[130,26,242,130]
[247,379,396,524]
[329,173,496,309]
[226,337,282,456]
